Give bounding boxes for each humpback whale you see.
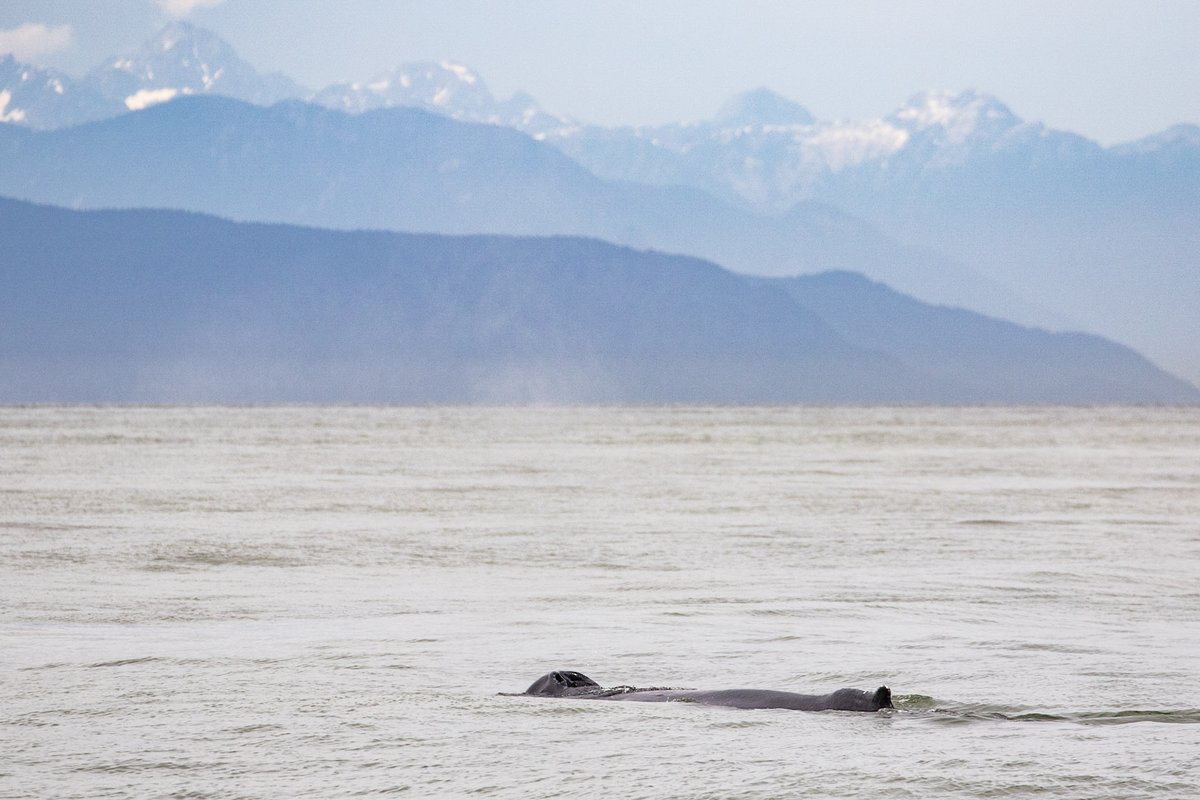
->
[512,670,893,712]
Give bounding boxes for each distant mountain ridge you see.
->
[772,272,1194,404]
[2,197,1193,404]
[2,22,1192,178]
[0,55,110,126]
[2,21,1197,384]
[86,19,303,111]
[0,22,303,127]
[0,93,1045,331]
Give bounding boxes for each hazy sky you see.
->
[1,0,1196,144]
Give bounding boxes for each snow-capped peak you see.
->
[312,61,496,116]
[83,21,304,109]
[439,61,479,86]
[0,53,114,128]
[101,21,236,81]
[888,89,1020,142]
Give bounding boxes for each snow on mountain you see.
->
[309,60,566,136]
[2,22,1197,386]
[795,121,911,171]
[886,90,1020,142]
[0,54,112,128]
[312,61,494,115]
[540,87,1127,211]
[537,100,915,211]
[83,21,304,111]
[1,21,1195,215]
[0,22,304,128]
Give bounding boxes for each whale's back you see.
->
[524,670,601,696]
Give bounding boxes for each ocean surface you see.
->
[2,406,1198,799]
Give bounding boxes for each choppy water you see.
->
[2,406,1199,799]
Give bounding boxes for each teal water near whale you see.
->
[3,406,1198,798]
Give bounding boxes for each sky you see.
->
[0,0,1197,145]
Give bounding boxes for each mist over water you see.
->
[3,406,1199,798]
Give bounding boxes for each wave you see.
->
[896,695,1200,725]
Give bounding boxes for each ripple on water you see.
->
[4,406,1199,799]
[903,700,1200,727]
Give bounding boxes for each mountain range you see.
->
[0,92,1043,330]
[1,22,1197,391]
[2,197,1192,404]
[0,22,299,128]
[4,23,1193,211]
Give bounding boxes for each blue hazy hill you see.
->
[1,197,1194,404]
[0,94,1041,327]
[1,23,1194,384]
[774,272,1197,404]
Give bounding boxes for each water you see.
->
[2,406,1198,799]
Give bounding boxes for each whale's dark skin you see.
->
[513,670,893,712]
